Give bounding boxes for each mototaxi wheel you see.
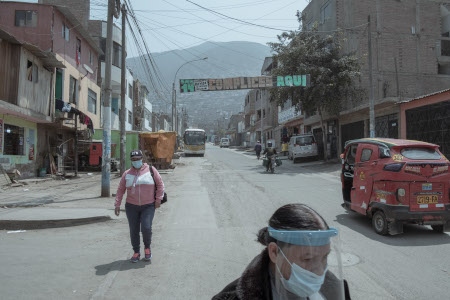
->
[372,211,389,235]
[431,225,444,233]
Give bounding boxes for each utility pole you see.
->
[101,0,117,197]
[172,81,176,132]
[172,57,207,145]
[260,90,263,147]
[368,15,375,138]
[120,4,126,176]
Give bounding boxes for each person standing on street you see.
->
[254,140,262,159]
[114,150,165,263]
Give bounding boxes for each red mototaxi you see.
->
[340,138,450,235]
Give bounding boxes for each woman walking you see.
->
[114,150,165,263]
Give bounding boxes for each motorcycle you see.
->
[263,155,279,173]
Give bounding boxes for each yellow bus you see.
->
[183,128,207,157]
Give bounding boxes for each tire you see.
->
[431,225,444,233]
[372,211,389,235]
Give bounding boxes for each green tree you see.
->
[268,24,363,160]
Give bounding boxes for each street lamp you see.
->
[172,57,208,134]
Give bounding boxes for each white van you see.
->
[288,134,318,162]
[220,138,230,148]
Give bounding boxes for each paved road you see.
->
[0,144,449,299]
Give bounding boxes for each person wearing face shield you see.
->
[212,203,351,300]
[114,150,165,263]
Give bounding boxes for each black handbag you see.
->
[150,166,167,204]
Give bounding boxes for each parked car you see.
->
[220,138,230,148]
[340,138,450,235]
[288,134,318,162]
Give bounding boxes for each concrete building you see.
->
[257,0,450,158]
[0,2,102,177]
[300,0,450,156]
[242,57,281,149]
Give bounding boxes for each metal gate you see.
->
[405,101,450,158]
[375,113,398,138]
[341,121,364,150]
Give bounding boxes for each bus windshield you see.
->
[184,130,206,145]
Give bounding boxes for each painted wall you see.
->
[93,130,140,170]
[57,54,101,130]
[18,48,53,118]
[0,115,38,177]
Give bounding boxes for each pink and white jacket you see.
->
[114,163,165,207]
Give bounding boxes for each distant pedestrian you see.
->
[254,140,262,159]
[114,150,165,263]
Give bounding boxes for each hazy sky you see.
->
[94,0,308,54]
[13,0,308,53]
[13,0,308,58]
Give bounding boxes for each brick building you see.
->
[287,0,450,157]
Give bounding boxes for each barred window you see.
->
[88,89,97,114]
[69,76,78,104]
[3,124,25,155]
[15,10,37,27]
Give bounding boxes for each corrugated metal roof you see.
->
[396,88,450,104]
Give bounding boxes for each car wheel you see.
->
[431,225,444,233]
[372,211,389,235]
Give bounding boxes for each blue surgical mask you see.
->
[277,248,327,297]
[131,160,143,169]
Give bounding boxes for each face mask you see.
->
[276,248,327,298]
[131,160,143,169]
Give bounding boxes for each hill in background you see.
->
[126,41,272,131]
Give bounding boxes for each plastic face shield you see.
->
[268,227,345,300]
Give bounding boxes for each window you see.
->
[15,10,37,27]
[112,42,122,67]
[26,60,38,82]
[320,1,332,24]
[441,40,450,57]
[88,89,97,114]
[128,110,132,124]
[401,148,441,160]
[3,124,25,155]
[128,84,133,99]
[76,38,81,66]
[346,145,358,164]
[62,24,70,41]
[89,50,93,65]
[69,76,78,104]
[361,148,372,162]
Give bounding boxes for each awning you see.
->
[284,117,304,127]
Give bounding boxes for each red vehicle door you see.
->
[351,143,380,215]
[89,143,103,166]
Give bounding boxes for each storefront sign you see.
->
[278,106,301,123]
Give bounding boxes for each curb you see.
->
[0,215,112,230]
